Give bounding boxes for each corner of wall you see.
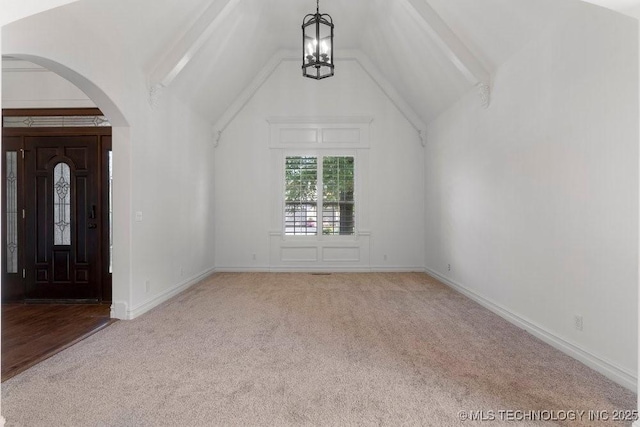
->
[126,267,216,320]
[111,301,129,320]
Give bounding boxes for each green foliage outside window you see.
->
[284,156,354,236]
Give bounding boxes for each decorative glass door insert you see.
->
[53,163,72,246]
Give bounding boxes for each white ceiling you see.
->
[3,0,635,124]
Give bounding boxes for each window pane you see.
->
[322,156,355,236]
[53,163,72,246]
[285,156,317,236]
[6,152,18,273]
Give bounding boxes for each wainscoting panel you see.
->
[281,246,318,263]
[270,234,371,270]
[321,128,360,145]
[279,128,318,145]
[268,116,372,149]
[322,246,360,262]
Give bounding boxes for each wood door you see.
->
[24,136,102,301]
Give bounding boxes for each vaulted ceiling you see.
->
[3,0,637,124]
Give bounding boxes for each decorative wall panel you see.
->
[269,117,372,270]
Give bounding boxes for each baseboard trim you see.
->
[111,301,128,320]
[270,267,374,273]
[424,267,637,392]
[214,266,425,273]
[215,267,271,273]
[369,266,425,272]
[127,267,217,320]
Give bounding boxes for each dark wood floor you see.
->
[2,304,116,381]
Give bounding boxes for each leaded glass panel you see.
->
[53,163,72,246]
[3,115,110,128]
[6,152,18,273]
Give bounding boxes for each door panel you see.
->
[25,136,101,301]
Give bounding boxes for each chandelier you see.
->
[302,0,334,80]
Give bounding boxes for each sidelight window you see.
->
[53,163,72,246]
[6,152,18,273]
[284,155,355,236]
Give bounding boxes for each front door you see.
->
[25,136,101,300]
[2,116,111,303]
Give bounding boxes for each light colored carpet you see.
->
[1,273,636,426]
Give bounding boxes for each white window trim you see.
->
[282,150,358,241]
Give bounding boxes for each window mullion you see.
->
[317,155,323,237]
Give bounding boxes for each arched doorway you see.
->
[2,54,132,319]
[1,55,131,379]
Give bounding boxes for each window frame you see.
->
[282,149,357,241]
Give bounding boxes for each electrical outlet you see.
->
[447,264,451,272]
[574,315,583,331]
[252,253,257,261]
[383,254,388,261]
[145,280,150,293]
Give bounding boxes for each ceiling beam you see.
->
[212,49,289,147]
[401,0,491,108]
[147,0,241,107]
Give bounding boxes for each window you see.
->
[285,155,355,236]
[285,157,317,236]
[6,151,18,273]
[53,162,72,246]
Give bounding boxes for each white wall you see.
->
[618,2,640,413]
[128,87,215,314]
[1,0,82,26]
[2,9,217,319]
[215,59,425,271]
[2,59,95,108]
[425,3,639,389]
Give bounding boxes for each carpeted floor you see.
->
[1,273,636,426]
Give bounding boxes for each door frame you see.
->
[2,108,112,303]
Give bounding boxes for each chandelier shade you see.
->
[302,0,334,80]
